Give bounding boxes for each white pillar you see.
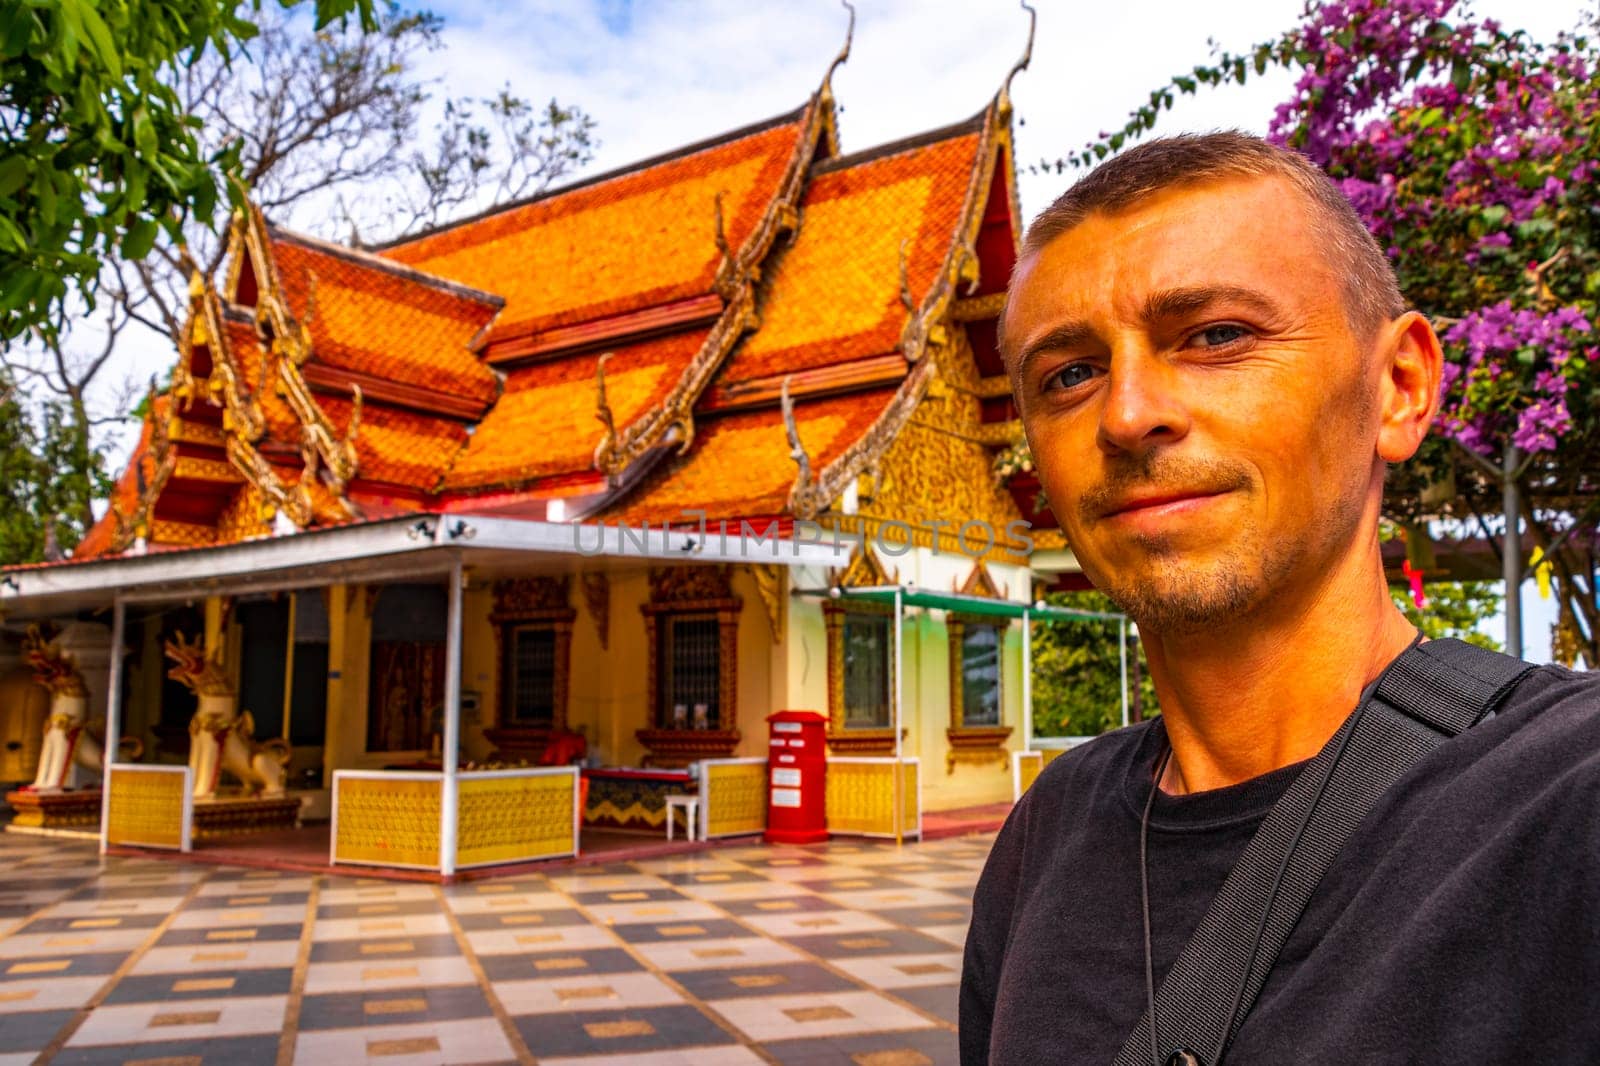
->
[439,560,464,876]
[99,598,126,856]
[892,586,903,847]
[1021,609,1032,752]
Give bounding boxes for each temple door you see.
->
[365,583,449,754]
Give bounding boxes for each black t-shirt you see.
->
[960,663,1600,1064]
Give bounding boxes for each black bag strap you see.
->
[1113,639,1535,1066]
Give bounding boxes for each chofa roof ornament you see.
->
[999,1,1036,118]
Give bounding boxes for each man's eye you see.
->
[1193,324,1250,347]
[1044,363,1098,390]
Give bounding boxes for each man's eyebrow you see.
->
[1013,321,1097,376]
[1141,285,1285,323]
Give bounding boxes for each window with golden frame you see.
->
[824,600,898,754]
[946,614,1013,771]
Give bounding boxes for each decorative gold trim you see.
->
[950,292,1009,321]
[233,204,363,519]
[997,1,1037,120]
[789,67,1028,520]
[594,38,846,480]
[833,544,893,590]
[580,572,610,650]
[958,560,1003,599]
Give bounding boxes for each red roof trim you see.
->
[483,293,725,368]
[301,362,491,422]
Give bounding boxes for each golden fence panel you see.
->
[1013,750,1045,801]
[456,769,578,868]
[105,764,192,851]
[699,758,767,839]
[826,758,921,839]
[331,772,442,869]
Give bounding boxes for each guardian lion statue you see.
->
[165,632,289,799]
[23,625,106,791]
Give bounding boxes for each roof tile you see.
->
[272,236,499,405]
[719,129,981,386]
[382,116,807,342]
[443,329,711,493]
[607,386,900,524]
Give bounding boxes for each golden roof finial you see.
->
[1000,1,1036,116]
[822,1,855,102]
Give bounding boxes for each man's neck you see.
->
[1140,548,1419,796]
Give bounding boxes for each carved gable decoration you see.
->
[647,565,733,605]
[957,560,1003,600]
[492,576,573,620]
[833,546,894,590]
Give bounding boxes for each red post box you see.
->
[764,710,828,844]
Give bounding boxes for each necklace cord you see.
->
[1141,740,1174,1066]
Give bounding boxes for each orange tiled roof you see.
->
[717,121,983,388]
[442,329,713,493]
[316,394,469,493]
[606,387,901,524]
[268,231,501,406]
[380,110,810,344]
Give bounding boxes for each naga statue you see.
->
[22,625,111,791]
[165,632,289,799]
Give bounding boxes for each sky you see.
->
[98,0,1591,660]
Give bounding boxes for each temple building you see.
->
[1,28,1095,872]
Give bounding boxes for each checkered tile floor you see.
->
[0,831,992,1065]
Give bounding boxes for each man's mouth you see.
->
[1098,488,1233,521]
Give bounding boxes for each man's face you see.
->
[1003,175,1383,634]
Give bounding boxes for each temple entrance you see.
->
[366,584,447,754]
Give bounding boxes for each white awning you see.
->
[0,514,851,618]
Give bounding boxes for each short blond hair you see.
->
[1019,131,1406,336]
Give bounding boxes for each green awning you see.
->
[797,586,1123,623]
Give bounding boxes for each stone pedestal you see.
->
[191,794,303,839]
[5,788,101,837]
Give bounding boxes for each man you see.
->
[961,132,1600,1064]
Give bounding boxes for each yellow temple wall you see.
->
[575,569,650,767]
[729,566,775,759]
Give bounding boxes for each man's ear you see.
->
[1375,311,1443,464]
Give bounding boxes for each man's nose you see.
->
[1096,346,1190,456]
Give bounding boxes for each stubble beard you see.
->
[1071,453,1302,638]
[1095,518,1302,637]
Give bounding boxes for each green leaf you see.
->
[1450,57,1472,91]
[74,2,122,78]
[120,217,159,260]
[0,155,28,200]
